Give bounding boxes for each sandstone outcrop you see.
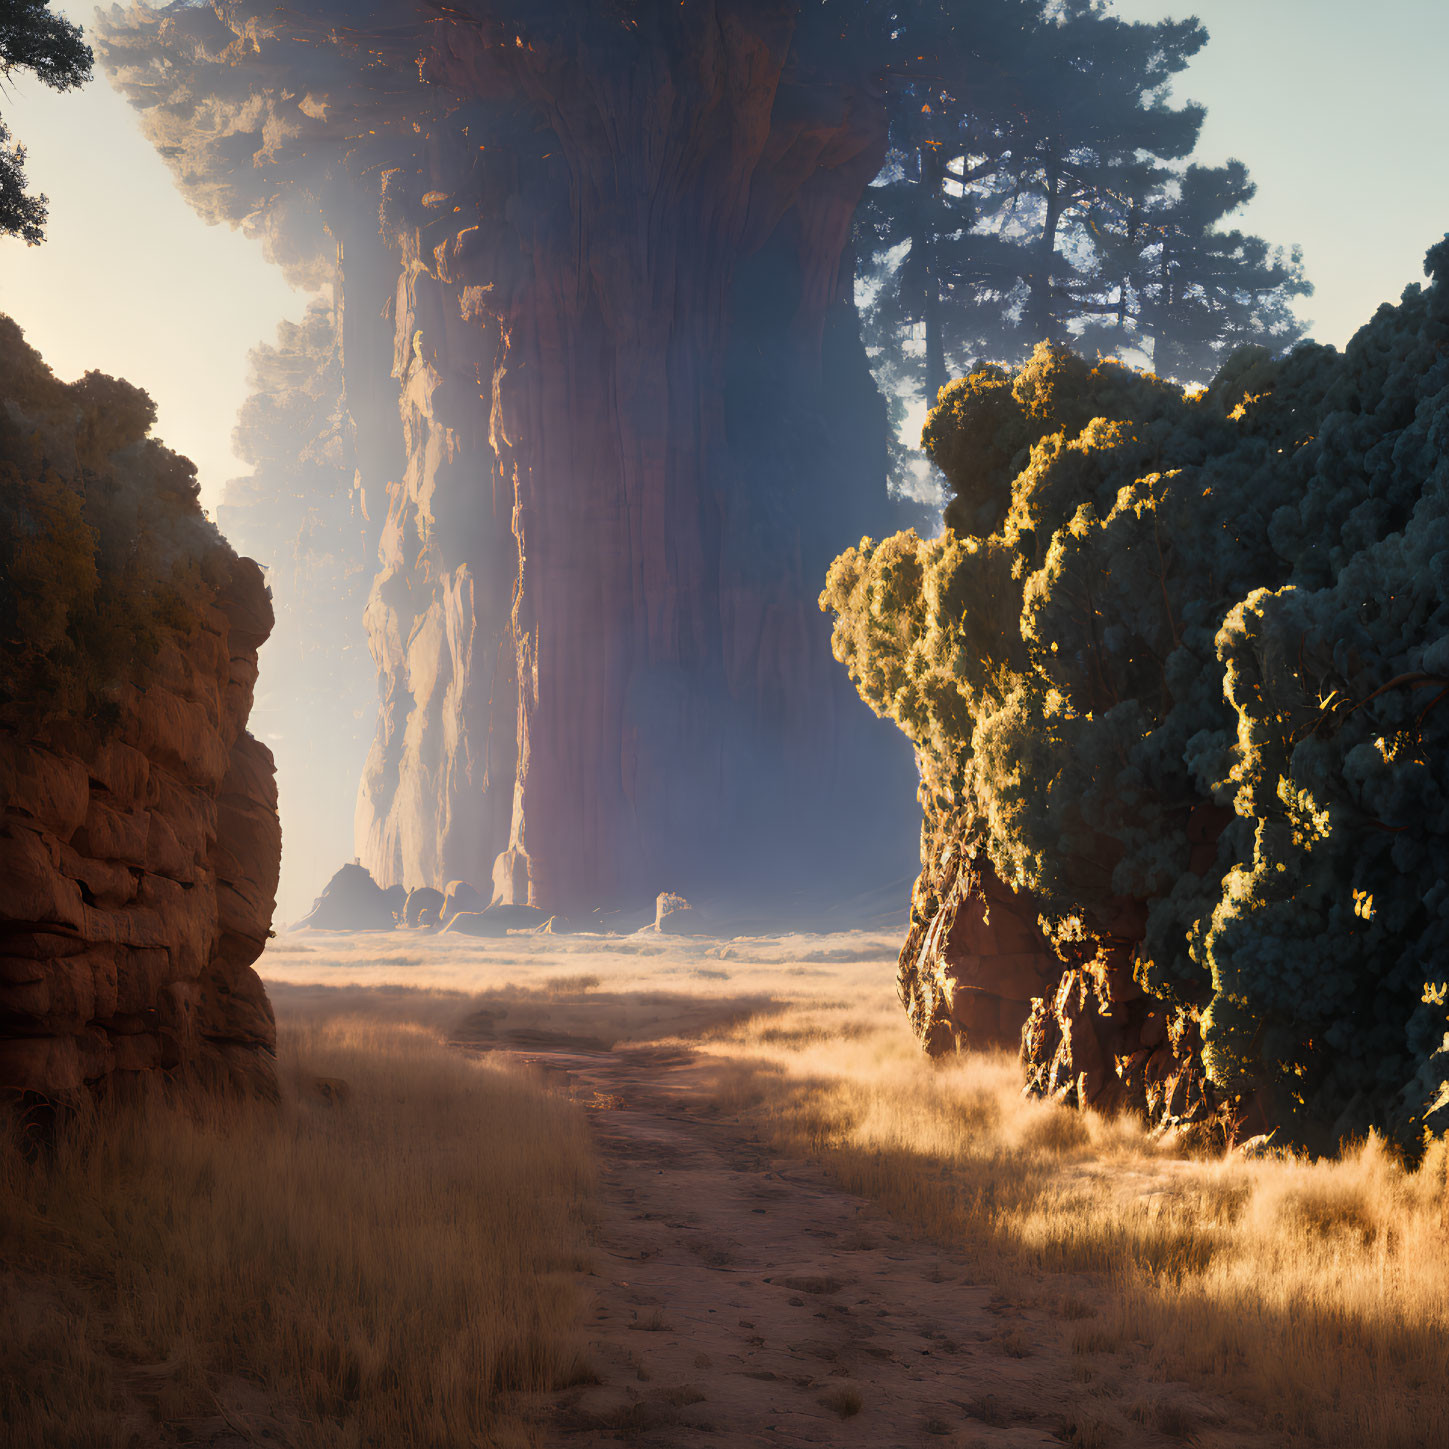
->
[900,818,1223,1135]
[654,893,696,936]
[295,862,396,931]
[403,886,444,927]
[1020,967,1216,1129]
[99,0,917,920]
[440,880,484,926]
[0,320,280,1104]
[898,838,1059,1056]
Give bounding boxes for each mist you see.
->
[3,3,1447,1444]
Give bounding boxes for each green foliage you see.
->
[822,239,1449,1152]
[0,0,93,243]
[0,315,232,716]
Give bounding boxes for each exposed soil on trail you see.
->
[463,1035,1277,1449]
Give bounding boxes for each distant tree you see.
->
[856,0,1043,401]
[1134,161,1309,378]
[855,1,1309,496]
[1000,6,1208,347]
[0,0,92,243]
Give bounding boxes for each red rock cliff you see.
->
[0,318,280,1104]
[901,808,1222,1134]
[98,0,916,916]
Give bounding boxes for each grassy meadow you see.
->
[3,924,1445,1447]
[0,1004,594,1448]
[263,927,1449,1449]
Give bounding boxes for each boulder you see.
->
[294,862,397,931]
[403,886,445,927]
[417,907,437,928]
[440,879,484,924]
[442,904,547,937]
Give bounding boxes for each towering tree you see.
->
[1133,161,1309,379]
[99,0,925,915]
[95,0,1310,917]
[1004,6,1207,345]
[856,1,1308,500]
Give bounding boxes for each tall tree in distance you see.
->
[92,0,1313,918]
[1004,4,1207,346]
[98,0,930,917]
[856,0,1042,401]
[857,0,1310,499]
[1133,160,1309,379]
[0,0,92,243]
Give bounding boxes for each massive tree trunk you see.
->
[99,0,915,916]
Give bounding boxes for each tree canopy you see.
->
[855,0,1309,497]
[0,0,91,243]
[823,238,1449,1154]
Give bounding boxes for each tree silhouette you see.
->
[0,0,92,243]
[856,1,1310,498]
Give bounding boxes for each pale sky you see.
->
[1,1,1447,512]
[1110,0,1449,347]
[0,3,309,513]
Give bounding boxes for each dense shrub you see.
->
[0,316,230,716]
[822,240,1449,1153]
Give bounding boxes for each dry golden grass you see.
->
[820,1383,863,1418]
[244,927,1449,1445]
[0,1005,594,1449]
[694,1000,1449,1449]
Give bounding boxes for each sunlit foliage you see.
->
[0,316,231,714]
[822,239,1449,1153]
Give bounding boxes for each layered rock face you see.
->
[898,819,1059,1055]
[0,319,280,1103]
[1020,967,1215,1129]
[901,814,1219,1133]
[99,0,915,917]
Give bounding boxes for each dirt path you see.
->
[469,1040,1272,1449]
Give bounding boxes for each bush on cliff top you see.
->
[0,315,232,716]
[822,238,1449,1153]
